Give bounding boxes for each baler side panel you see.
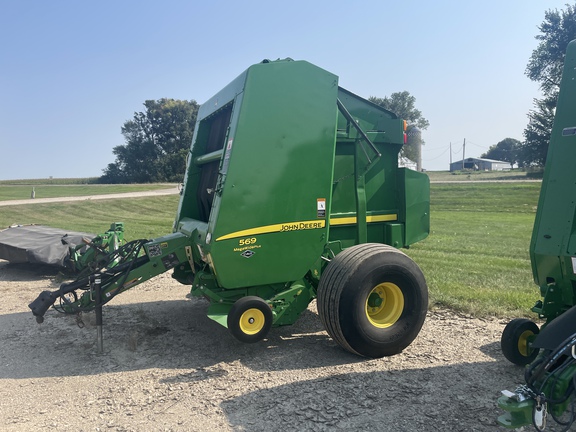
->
[336,87,404,145]
[208,60,339,288]
[398,167,430,246]
[330,141,401,248]
[329,88,426,249]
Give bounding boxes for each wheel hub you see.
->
[239,308,265,335]
[368,292,383,308]
[365,282,404,328]
[518,330,534,357]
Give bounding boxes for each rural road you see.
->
[0,187,180,207]
[0,180,540,207]
[429,179,541,183]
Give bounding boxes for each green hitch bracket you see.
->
[497,394,535,429]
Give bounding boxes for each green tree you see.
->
[520,4,576,166]
[481,138,521,167]
[521,96,556,167]
[526,4,576,98]
[101,99,199,183]
[369,91,429,166]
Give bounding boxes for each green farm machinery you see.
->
[65,222,125,275]
[498,40,576,429]
[29,58,430,358]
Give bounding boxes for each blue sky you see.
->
[0,1,570,179]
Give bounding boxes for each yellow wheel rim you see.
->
[518,330,534,357]
[365,282,404,328]
[239,308,266,335]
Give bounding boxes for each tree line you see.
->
[100,3,574,183]
[483,4,576,168]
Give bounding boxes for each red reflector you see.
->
[403,133,407,144]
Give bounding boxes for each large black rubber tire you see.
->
[501,318,540,366]
[227,296,273,343]
[317,243,428,358]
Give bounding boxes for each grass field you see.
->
[0,180,544,319]
[0,195,180,240]
[426,169,542,182]
[0,177,101,185]
[406,181,541,318]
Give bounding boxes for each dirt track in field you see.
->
[0,187,180,207]
[0,260,526,431]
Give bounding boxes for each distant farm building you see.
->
[450,157,512,172]
[398,156,417,171]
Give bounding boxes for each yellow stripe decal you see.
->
[216,214,397,242]
[216,220,326,241]
[330,214,398,225]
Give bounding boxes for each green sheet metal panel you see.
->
[530,40,576,296]
[206,60,338,288]
[329,88,410,248]
[398,167,430,246]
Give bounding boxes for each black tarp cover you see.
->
[0,225,94,267]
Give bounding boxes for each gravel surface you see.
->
[0,260,526,431]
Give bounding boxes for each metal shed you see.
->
[450,157,512,172]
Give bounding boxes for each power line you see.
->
[422,138,476,164]
[423,146,451,162]
[451,145,463,154]
[465,140,488,149]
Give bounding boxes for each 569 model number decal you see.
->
[234,237,261,253]
[239,237,257,246]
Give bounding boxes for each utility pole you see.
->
[462,138,466,170]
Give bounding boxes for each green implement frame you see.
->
[29,58,430,358]
[499,40,576,429]
[66,222,125,275]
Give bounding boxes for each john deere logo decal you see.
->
[241,250,255,258]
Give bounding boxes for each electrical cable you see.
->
[423,146,451,161]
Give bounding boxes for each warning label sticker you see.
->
[317,198,326,218]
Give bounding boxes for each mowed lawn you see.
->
[0,181,543,319]
[0,195,181,240]
[406,182,541,318]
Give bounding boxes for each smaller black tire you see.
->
[501,318,540,366]
[227,296,273,343]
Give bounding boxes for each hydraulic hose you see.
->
[28,278,89,322]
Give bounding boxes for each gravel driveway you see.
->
[0,261,523,431]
